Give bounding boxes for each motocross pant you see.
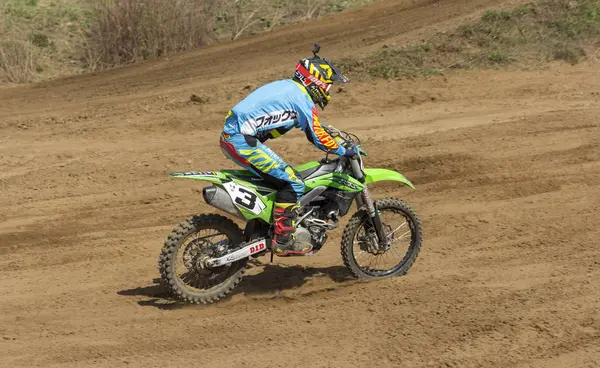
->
[219,131,305,246]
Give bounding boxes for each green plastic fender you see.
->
[363,168,415,189]
[168,171,225,184]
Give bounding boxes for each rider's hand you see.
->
[343,146,359,158]
[334,135,346,147]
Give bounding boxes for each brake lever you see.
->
[327,125,340,135]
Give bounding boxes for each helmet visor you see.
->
[327,62,349,83]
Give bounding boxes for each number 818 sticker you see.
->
[222,182,266,215]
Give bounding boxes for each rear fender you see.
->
[363,168,415,189]
[168,171,226,184]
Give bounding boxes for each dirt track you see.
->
[2,0,600,366]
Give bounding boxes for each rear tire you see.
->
[158,214,247,304]
[341,198,422,279]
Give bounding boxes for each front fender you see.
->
[363,168,415,189]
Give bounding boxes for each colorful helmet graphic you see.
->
[293,44,349,109]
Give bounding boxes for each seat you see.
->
[299,160,339,180]
[297,166,320,180]
[220,160,339,189]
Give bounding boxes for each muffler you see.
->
[202,185,243,219]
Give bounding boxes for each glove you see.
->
[343,145,359,158]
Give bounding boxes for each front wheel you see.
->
[341,198,422,279]
[158,214,247,304]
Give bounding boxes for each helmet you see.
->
[292,44,349,109]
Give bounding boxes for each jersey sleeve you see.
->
[301,106,347,156]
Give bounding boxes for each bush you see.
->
[85,0,217,68]
[481,10,512,21]
[551,44,586,64]
[29,32,50,48]
[486,51,510,64]
[0,40,37,83]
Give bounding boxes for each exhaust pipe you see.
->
[202,186,243,219]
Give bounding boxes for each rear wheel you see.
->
[158,214,247,304]
[341,198,422,279]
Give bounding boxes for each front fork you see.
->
[351,158,390,249]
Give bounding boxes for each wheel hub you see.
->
[183,239,215,275]
[358,223,393,255]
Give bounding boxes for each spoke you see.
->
[389,246,404,266]
[365,252,375,268]
[382,252,393,270]
[355,246,370,267]
[386,221,407,239]
[193,273,202,288]
[368,253,378,270]
[391,230,411,244]
[374,253,383,271]
[181,271,191,284]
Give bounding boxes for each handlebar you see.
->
[326,125,361,148]
[326,125,367,160]
[320,126,367,178]
[329,127,366,182]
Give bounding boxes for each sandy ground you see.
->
[2,0,600,367]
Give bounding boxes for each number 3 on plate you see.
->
[235,187,257,210]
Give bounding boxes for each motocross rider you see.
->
[219,46,358,256]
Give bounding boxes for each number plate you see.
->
[223,182,266,215]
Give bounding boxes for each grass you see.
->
[337,0,600,80]
[0,0,90,83]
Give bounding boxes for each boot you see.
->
[272,202,312,256]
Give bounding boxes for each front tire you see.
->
[158,214,247,304]
[341,198,422,279]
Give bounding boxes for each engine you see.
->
[295,208,339,251]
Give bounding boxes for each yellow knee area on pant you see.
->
[284,166,301,183]
[274,202,298,209]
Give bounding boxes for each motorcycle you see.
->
[158,128,422,304]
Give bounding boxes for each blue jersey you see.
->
[223,79,347,156]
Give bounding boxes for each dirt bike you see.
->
[158,128,422,304]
